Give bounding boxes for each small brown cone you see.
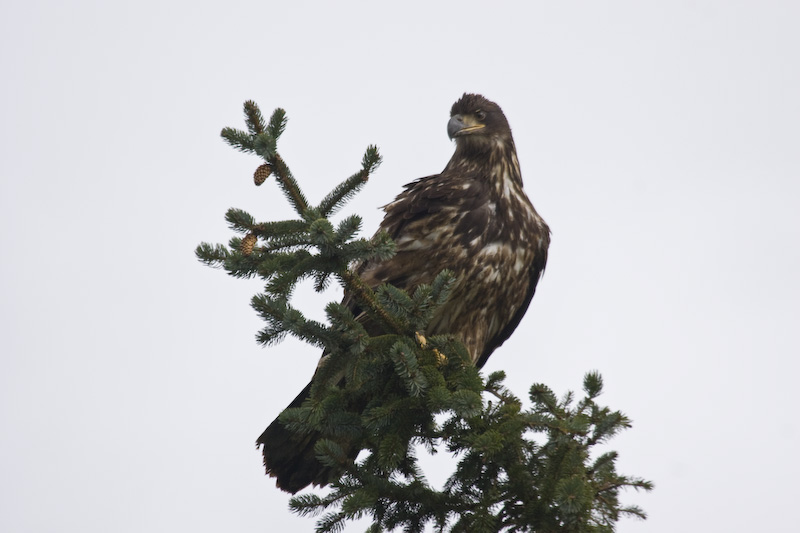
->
[254,164,272,186]
[241,233,257,256]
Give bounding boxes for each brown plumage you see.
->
[257,93,550,493]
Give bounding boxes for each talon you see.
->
[433,349,447,366]
[415,331,427,348]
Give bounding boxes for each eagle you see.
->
[257,93,550,493]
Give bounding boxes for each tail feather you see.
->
[256,381,333,493]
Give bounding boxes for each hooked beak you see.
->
[447,114,486,139]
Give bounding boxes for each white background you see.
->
[2,1,798,531]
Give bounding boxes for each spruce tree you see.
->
[196,101,652,532]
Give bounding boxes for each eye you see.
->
[475,110,486,121]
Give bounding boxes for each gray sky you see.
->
[2,1,799,531]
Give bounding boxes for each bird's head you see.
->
[447,93,513,153]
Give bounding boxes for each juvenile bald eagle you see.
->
[257,94,550,493]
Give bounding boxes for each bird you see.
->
[257,93,551,493]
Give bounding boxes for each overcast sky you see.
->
[2,1,799,531]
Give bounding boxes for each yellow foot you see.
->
[415,331,427,348]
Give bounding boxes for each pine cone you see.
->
[240,233,257,256]
[254,164,272,186]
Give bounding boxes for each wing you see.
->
[357,172,490,291]
[474,230,549,368]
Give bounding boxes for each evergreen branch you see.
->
[220,103,283,161]
[315,439,349,469]
[334,215,362,242]
[250,294,332,349]
[243,100,267,135]
[377,284,414,319]
[618,505,648,520]
[194,242,229,267]
[289,494,326,517]
[325,302,369,355]
[267,108,287,140]
[252,132,276,160]
[389,340,428,397]
[316,511,347,533]
[222,240,265,278]
[339,270,406,334]
[587,410,630,446]
[362,145,382,174]
[220,127,256,153]
[427,270,456,307]
[529,383,559,413]
[484,371,507,394]
[313,270,333,292]
[257,234,312,255]
[308,217,337,248]
[317,146,382,217]
[583,370,604,398]
[264,252,347,298]
[336,234,396,265]
[224,207,256,233]
[252,219,309,239]
[405,271,456,330]
[270,154,309,214]
[448,389,483,419]
[265,259,314,298]
[253,252,307,286]
[317,168,370,217]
